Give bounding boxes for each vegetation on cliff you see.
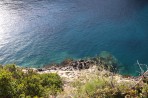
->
[0,64,63,98]
[68,66,148,98]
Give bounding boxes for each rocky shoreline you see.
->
[23,51,120,74]
[22,57,133,83]
[43,59,94,71]
[20,56,148,98]
[22,59,97,82]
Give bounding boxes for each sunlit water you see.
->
[0,0,148,75]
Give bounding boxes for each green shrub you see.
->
[0,64,63,98]
[0,69,16,98]
[40,73,63,95]
[3,64,24,79]
[84,79,106,96]
[73,74,148,98]
[23,75,44,97]
[74,78,107,98]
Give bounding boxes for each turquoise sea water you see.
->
[0,0,148,75]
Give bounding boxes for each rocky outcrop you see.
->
[42,59,95,72]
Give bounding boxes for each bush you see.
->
[73,73,148,98]
[40,73,63,95]
[73,78,107,98]
[23,75,44,97]
[0,69,16,98]
[0,64,63,98]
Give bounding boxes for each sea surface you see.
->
[0,0,148,75]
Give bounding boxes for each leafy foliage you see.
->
[73,79,148,98]
[0,69,16,98]
[0,64,63,98]
[71,67,148,98]
[40,73,63,95]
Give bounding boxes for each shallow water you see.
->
[0,0,148,75]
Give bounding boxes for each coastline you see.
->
[1,52,148,97]
[21,60,141,98]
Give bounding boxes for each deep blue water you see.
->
[0,0,148,75]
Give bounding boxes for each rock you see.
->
[80,59,84,62]
[37,68,46,72]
